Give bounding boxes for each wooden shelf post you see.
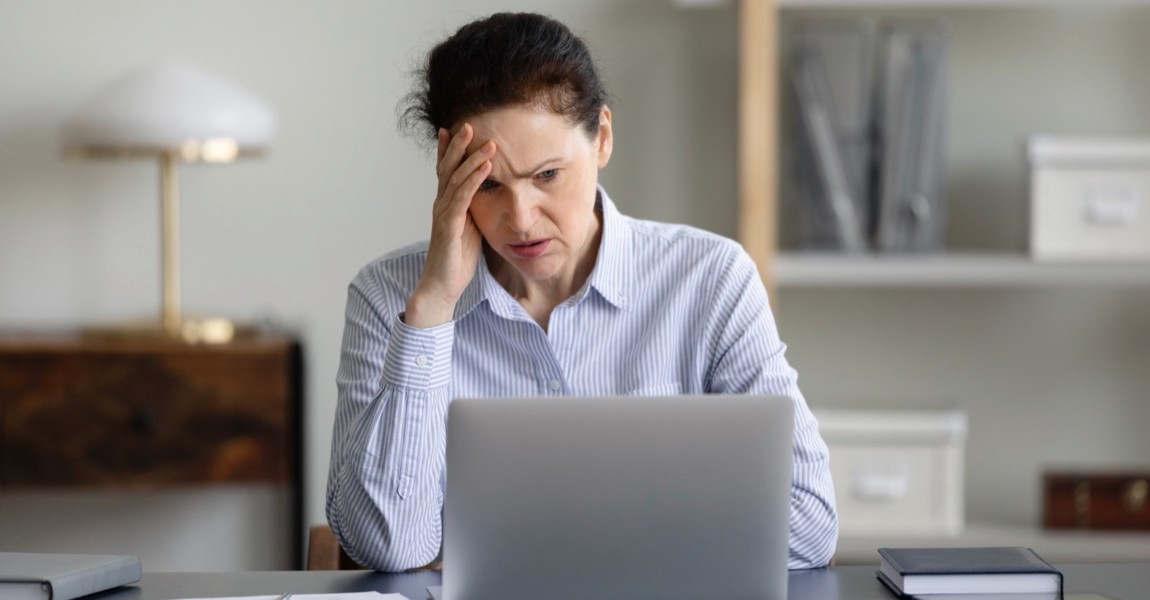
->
[738,0,779,303]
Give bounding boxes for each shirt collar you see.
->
[451,185,633,322]
[582,186,632,310]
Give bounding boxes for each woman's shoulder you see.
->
[622,215,746,262]
[350,240,430,292]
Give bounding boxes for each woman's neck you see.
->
[488,211,602,331]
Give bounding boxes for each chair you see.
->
[306,524,366,570]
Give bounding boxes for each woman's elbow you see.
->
[361,543,437,573]
[788,506,839,569]
[329,506,440,572]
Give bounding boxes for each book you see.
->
[876,547,1062,596]
[0,552,142,600]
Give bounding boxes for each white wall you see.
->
[0,0,738,569]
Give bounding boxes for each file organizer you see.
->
[787,20,949,252]
[788,20,873,252]
[874,23,949,252]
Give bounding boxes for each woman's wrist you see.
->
[404,286,457,329]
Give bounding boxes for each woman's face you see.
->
[458,103,612,286]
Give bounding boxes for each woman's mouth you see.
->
[508,239,550,259]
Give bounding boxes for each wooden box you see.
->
[1044,471,1150,530]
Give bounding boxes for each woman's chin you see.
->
[506,255,565,282]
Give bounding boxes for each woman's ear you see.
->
[596,106,613,169]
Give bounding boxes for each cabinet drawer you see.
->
[0,337,299,487]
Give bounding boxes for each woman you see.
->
[326,12,837,572]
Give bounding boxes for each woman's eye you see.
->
[479,179,498,191]
[537,169,558,181]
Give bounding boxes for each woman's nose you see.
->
[506,192,539,233]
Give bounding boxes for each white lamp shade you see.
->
[63,61,277,151]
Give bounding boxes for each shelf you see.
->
[779,0,1150,7]
[775,252,1150,288]
[834,521,1150,564]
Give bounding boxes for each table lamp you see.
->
[62,61,277,343]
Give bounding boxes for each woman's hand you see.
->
[404,124,495,329]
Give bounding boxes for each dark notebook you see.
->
[0,552,142,600]
[876,547,1063,597]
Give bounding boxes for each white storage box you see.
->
[1028,136,1150,261]
[815,409,967,537]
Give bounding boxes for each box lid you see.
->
[1028,135,1150,168]
[814,409,967,443]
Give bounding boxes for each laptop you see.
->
[440,394,794,600]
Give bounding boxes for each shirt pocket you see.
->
[624,382,683,396]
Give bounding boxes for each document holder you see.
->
[787,20,873,252]
[874,23,949,252]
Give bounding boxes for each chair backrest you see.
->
[306,524,366,570]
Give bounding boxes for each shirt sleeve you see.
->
[703,245,839,570]
[325,266,453,572]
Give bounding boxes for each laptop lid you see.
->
[443,394,794,600]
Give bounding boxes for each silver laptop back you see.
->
[443,394,794,600]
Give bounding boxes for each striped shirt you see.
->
[326,188,838,572]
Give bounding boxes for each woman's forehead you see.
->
[454,102,563,132]
[462,106,586,159]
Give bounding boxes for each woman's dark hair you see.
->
[400,12,608,142]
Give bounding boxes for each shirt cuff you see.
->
[381,313,454,389]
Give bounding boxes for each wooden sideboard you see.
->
[0,331,303,564]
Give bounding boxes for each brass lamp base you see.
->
[83,317,252,345]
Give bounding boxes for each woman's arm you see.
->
[703,246,839,569]
[325,267,454,571]
[326,124,495,571]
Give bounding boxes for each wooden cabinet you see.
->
[0,332,303,562]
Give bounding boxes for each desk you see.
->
[101,564,1150,599]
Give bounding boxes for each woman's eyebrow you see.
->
[503,157,563,179]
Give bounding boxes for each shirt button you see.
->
[548,379,561,392]
[414,355,427,366]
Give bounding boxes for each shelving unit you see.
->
[777,0,1150,8]
[737,0,1150,562]
[737,0,1150,291]
[776,252,1150,287]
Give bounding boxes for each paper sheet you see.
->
[176,593,408,600]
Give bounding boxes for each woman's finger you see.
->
[437,123,473,180]
[444,141,495,195]
[436,128,448,164]
[443,160,491,221]
[436,125,474,199]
